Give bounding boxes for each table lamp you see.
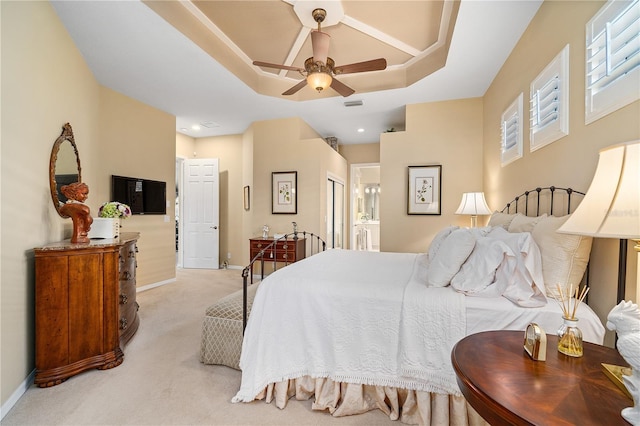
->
[557,140,639,424]
[455,192,492,227]
[557,140,639,301]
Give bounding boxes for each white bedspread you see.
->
[232,248,606,404]
[233,249,467,402]
[398,280,465,395]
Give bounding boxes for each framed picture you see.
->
[243,185,250,211]
[272,171,297,214]
[407,165,441,215]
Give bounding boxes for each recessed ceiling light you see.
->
[357,128,365,133]
[192,125,201,131]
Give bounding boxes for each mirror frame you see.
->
[49,123,82,218]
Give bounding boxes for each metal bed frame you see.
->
[500,186,585,216]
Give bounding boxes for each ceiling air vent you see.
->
[200,121,220,128]
[343,100,363,107]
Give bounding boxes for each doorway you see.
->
[350,163,380,251]
[176,158,220,269]
[327,175,345,249]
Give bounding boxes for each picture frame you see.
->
[243,185,250,211]
[407,165,441,215]
[272,171,297,214]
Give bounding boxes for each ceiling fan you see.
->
[252,8,387,97]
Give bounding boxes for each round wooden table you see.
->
[452,330,632,426]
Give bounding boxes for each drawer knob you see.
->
[283,244,288,249]
[119,318,128,330]
[257,243,263,248]
[119,294,128,305]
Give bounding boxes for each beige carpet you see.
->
[2,268,396,425]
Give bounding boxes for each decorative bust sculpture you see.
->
[59,182,93,243]
[607,300,640,425]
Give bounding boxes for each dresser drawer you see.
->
[249,237,306,263]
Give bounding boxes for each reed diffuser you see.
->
[555,284,589,357]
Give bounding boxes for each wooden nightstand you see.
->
[452,330,631,426]
[249,237,306,280]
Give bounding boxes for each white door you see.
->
[183,158,219,269]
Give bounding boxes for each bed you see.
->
[231,187,606,425]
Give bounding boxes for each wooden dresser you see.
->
[249,237,306,279]
[34,232,140,387]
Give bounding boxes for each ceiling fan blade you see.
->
[253,61,304,72]
[282,80,308,96]
[311,31,330,65]
[330,78,355,97]
[334,58,387,75]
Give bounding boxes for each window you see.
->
[530,45,569,151]
[585,0,640,124]
[501,93,523,167]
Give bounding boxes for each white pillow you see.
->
[487,227,547,307]
[451,236,510,294]
[531,215,593,299]
[426,226,459,267]
[508,213,547,233]
[426,228,476,287]
[488,211,516,230]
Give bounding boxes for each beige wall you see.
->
[339,142,380,165]
[250,117,347,260]
[1,0,100,407]
[1,1,176,409]
[482,0,640,346]
[97,88,176,287]
[176,119,346,268]
[380,98,484,253]
[176,132,196,158]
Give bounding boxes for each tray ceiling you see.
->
[145,0,459,100]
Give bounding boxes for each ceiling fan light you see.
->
[307,72,332,92]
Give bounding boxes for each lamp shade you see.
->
[306,72,332,92]
[557,140,640,239]
[455,192,492,216]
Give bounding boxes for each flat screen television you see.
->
[111,175,167,215]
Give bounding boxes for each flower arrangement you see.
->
[98,201,132,219]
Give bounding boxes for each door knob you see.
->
[211,226,218,230]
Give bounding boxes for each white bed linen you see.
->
[233,248,606,405]
[465,295,605,343]
[234,249,469,402]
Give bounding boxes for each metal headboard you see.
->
[500,186,586,217]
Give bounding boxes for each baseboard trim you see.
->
[137,277,176,293]
[1,369,35,420]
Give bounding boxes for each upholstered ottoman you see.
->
[199,283,259,370]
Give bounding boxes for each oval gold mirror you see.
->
[49,123,82,218]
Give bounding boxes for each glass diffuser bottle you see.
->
[557,317,583,357]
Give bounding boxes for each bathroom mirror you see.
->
[49,123,82,218]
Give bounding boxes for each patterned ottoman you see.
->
[199,283,259,370]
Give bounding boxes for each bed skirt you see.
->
[251,376,489,426]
